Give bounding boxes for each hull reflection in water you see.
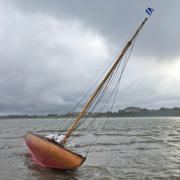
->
[25,132,86,169]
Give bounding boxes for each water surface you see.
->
[1,117,180,179]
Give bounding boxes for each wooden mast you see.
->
[63,17,148,144]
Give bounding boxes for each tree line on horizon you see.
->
[1,107,179,119]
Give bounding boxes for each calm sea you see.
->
[1,117,180,179]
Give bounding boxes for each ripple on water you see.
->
[1,117,180,179]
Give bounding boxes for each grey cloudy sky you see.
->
[0,0,180,115]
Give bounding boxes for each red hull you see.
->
[25,132,85,169]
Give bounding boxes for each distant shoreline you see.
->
[1,107,180,119]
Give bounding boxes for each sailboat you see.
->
[25,12,152,169]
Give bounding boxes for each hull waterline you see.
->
[25,132,86,169]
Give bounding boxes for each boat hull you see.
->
[24,132,85,169]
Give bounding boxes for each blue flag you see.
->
[146,7,154,16]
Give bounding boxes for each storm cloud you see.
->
[0,0,180,115]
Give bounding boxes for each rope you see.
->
[62,55,119,131]
[102,37,136,130]
[79,58,123,131]
[76,56,122,130]
[75,70,115,130]
[85,37,138,157]
[81,45,131,131]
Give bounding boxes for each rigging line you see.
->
[84,58,128,157]
[80,24,141,121]
[71,57,121,132]
[72,66,116,131]
[79,47,133,132]
[63,66,114,131]
[78,41,137,128]
[86,33,140,116]
[98,51,129,112]
[78,56,123,128]
[62,18,148,144]
[65,34,139,134]
[79,55,124,131]
[75,70,115,130]
[88,62,120,113]
[76,64,119,131]
[102,38,136,130]
[101,31,141,132]
[85,38,138,157]
[62,53,123,131]
[70,55,120,113]
[82,53,128,132]
[84,51,125,115]
[63,75,108,131]
[64,18,147,139]
[106,37,136,113]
